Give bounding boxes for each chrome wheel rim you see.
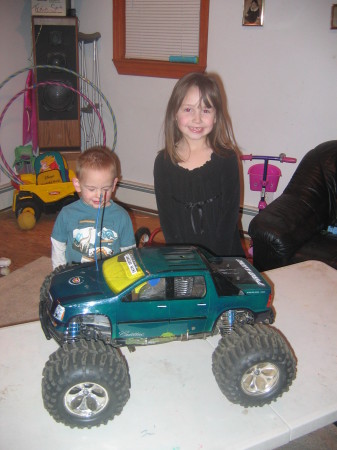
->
[241,362,279,396]
[64,382,109,418]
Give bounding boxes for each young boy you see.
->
[51,146,136,269]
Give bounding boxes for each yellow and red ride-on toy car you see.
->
[12,150,78,229]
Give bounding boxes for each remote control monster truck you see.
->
[39,245,297,428]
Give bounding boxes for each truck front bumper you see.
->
[39,300,65,345]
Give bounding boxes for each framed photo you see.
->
[242,0,264,27]
[331,4,337,29]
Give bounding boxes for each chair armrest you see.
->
[248,193,325,271]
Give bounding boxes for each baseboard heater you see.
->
[0,183,14,211]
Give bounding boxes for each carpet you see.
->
[0,257,52,328]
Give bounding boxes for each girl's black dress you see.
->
[153,148,245,257]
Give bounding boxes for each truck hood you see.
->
[49,262,108,304]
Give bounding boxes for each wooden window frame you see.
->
[112,0,210,79]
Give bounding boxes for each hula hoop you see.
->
[0,65,117,151]
[0,81,106,184]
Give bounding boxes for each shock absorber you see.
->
[64,320,81,342]
[221,309,236,334]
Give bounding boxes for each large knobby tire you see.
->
[42,340,131,428]
[39,264,70,317]
[40,264,67,301]
[212,324,296,407]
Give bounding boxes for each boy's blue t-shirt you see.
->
[52,198,136,263]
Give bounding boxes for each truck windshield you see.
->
[102,250,145,294]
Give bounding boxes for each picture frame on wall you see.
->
[242,0,264,27]
[331,4,337,29]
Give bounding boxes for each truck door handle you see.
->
[197,303,207,306]
[157,305,167,308]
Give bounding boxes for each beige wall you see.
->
[1,0,336,214]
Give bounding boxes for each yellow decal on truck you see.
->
[103,251,144,293]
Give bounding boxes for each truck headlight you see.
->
[54,304,65,321]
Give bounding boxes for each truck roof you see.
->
[135,246,268,291]
[135,246,208,274]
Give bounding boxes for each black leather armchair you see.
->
[248,140,337,271]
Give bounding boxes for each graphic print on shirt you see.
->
[72,220,118,262]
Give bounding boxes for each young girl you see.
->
[154,72,244,257]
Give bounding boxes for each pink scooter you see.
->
[240,153,297,256]
[240,153,297,211]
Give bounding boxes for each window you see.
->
[113,0,210,78]
[124,275,206,302]
[173,276,206,298]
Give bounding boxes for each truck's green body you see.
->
[40,246,273,347]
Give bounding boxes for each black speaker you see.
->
[32,16,81,149]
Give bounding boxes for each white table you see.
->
[0,260,336,450]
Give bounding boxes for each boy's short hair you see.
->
[76,146,119,179]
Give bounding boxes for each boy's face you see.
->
[73,167,118,208]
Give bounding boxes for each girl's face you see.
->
[73,167,118,208]
[175,85,216,144]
